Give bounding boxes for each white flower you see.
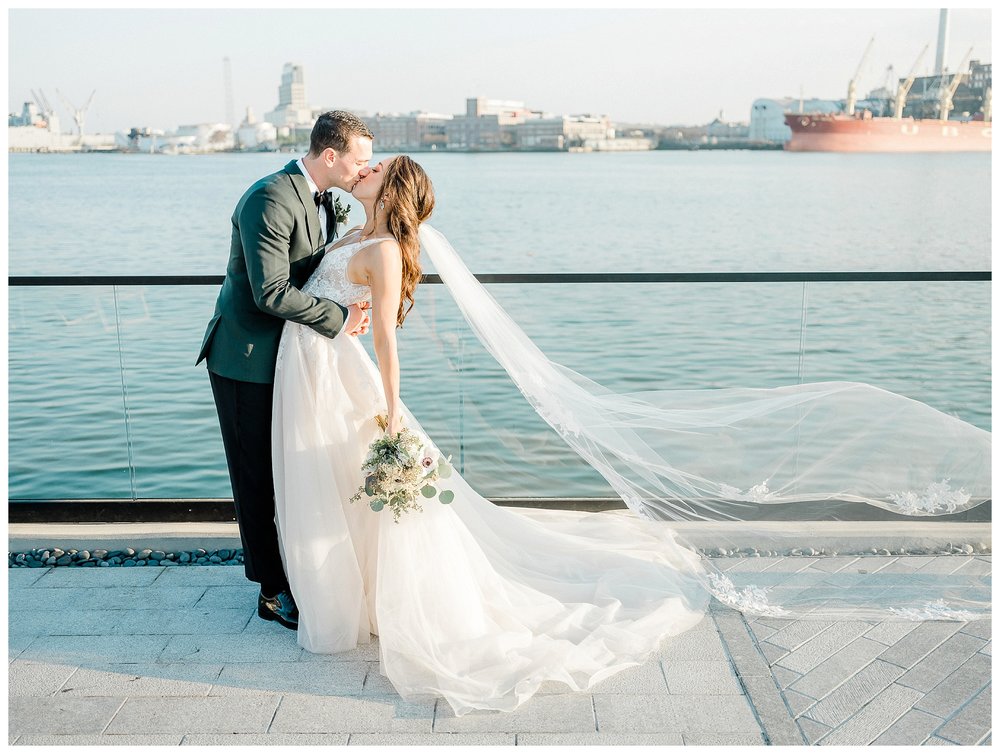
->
[419,443,440,465]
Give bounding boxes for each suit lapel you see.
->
[283,160,322,250]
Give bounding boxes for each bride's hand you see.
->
[386,413,403,436]
[345,302,371,336]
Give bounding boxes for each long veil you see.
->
[417,224,990,620]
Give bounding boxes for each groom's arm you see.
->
[240,189,348,339]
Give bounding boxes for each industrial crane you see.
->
[937,47,973,121]
[846,36,875,116]
[56,89,97,144]
[30,89,56,124]
[892,44,929,119]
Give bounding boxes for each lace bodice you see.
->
[302,233,380,307]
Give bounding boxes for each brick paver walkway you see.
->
[7,557,991,745]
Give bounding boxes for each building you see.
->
[705,113,750,139]
[370,112,451,150]
[236,108,278,151]
[113,124,233,154]
[512,115,612,150]
[174,123,235,152]
[902,60,992,119]
[446,97,533,150]
[265,63,316,127]
[968,60,992,92]
[749,98,842,142]
[115,127,169,153]
[466,97,531,119]
[446,114,505,150]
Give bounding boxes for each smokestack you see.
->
[934,8,950,75]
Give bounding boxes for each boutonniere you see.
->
[333,196,351,226]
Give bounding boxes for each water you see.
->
[8,151,991,500]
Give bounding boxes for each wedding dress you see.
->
[273,226,990,715]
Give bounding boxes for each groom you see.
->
[197,111,375,630]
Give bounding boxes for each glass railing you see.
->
[8,271,991,520]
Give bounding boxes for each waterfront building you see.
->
[114,127,168,153]
[371,112,452,150]
[466,97,530,119]
[748,98,842,142]
[112,124,233,154]
[265,63,316,127]
[445,114,505,150]
[706,113,750,139]
[236,108,278,151]
[512,114,613,150]
[902,61,992,119]
[446,97,535,150]
[174,123,235,152]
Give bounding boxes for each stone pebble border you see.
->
[7,541,990,568]
[8,547,245,568]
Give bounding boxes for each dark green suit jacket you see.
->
[197,160,348,383]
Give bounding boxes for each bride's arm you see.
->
[365,241,405,435]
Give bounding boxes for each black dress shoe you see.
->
[258,589,299,630]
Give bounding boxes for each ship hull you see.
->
[784,114,992,152]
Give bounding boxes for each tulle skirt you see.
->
[272,323,709,715]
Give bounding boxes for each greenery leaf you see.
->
[421,485,437,498]
[439,489,455,504]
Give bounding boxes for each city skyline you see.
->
[8,7,994,133]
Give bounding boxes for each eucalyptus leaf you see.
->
[370,499,385,512]
[438,461,453,479]
[439,489,455,504]
[421,485,437,498]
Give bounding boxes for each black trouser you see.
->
[209,370,288,591]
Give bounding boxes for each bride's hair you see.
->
[375,156,435,327]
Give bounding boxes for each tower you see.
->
[278,63,306,110]
[223,57,235,128]
[934,9,950,75]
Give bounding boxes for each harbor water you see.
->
[8,150,991,501]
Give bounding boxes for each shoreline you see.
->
[9,144,787,156]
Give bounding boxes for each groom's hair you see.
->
[309,111,374,156]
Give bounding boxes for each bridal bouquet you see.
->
[351,415,454,522]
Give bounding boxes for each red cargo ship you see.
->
[784,112,991,152]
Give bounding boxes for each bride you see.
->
[272,156,990,715]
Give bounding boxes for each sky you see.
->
[7,6,994,133]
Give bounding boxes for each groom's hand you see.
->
[345,302,371,336]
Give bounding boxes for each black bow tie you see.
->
[313,191,337,240]
[314,190,333,210]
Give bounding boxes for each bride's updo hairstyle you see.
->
[373,156,435,327]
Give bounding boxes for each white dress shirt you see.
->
[296,157,331,242]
